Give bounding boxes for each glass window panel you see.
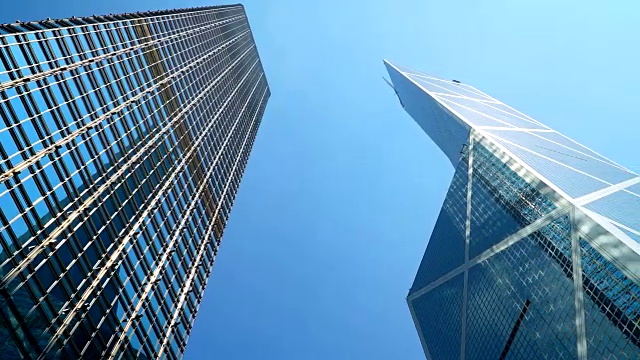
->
[487,130,636,185]
[466,217,576,359]
[586,190,640,235]
[579,238,640,357]
[438,96,547,130]
[489,135,609,198]
[410,155,467,293]
[411,274,463,360]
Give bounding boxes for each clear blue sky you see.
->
[2,1,639,359]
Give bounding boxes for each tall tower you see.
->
[0,5,269,359]
[385,61,640,359]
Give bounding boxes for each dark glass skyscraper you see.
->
[0,5,269,359]
[385,61,640,359]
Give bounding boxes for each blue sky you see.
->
[2,1,639,359]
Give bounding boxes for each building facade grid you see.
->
[0,4,269,359]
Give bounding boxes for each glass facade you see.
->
[385,61,640,359]
[0,5,269,359]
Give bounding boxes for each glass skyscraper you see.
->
[0,5,268,359]
[385,61,640,359]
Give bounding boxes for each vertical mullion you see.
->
[571,207,588,359]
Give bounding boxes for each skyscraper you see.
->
[385,61,640,359]
[0,5,269,359]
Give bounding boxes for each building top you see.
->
[384,60,640,257]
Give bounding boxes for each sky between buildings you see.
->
[2,0,639,359]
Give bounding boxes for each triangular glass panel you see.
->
[407,74,493,101]
[411,273,464,360]
[410,155,468,294]
[585,189,640,235]
[437,98,517,128]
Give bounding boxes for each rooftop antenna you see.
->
[382,77,405,108]
[382,77,394,90]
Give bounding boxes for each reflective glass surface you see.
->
[627,183,640,196]
[467,217,576,360]
[410,154,467,294]
[486,130,636,185]
[469,143,556,258]
[437,96,548,130]
[0,5,269,359]
[580,238,640,358]
[388,61,640,359]
[411,274,464,360]
[488,135,610,198]
[585,189,640,237]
